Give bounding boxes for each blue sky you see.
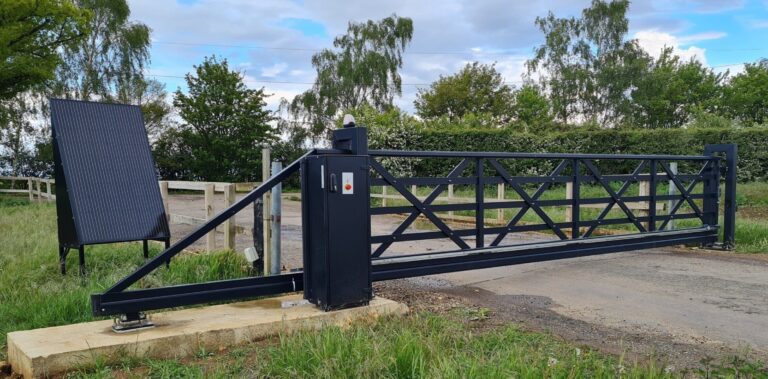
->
[127,0,768,113]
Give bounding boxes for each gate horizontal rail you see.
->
[368,148,724,259]
[90,125,736,322]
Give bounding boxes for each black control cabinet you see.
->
[301,154,372,310]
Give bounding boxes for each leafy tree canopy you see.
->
[281,14,413,144]
[723,59,768,126]
[510,84,553,131]
[631,48,724,128]
[115,77,172,139]
[0,0,89,100]
[52,0,150,101]
[415,62,514,123]
[527,0,650,125]
[155,56,275,181]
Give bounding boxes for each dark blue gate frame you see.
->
[91,127,737,321]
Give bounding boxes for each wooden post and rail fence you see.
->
[1,149,280,276]
[1,160,680,258]
[373,163,680,231]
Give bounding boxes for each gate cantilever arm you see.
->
[102,149,317,295]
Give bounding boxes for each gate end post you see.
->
[704,144,737,250]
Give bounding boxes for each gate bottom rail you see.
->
[93,226,716,316]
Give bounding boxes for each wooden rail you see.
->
[0,175,260,253]
[160,180,261,252]
[0,177,55,202]
[373,180,666,226]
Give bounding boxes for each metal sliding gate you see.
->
[91,126,737,330]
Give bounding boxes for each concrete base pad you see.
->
[7,294,407,378]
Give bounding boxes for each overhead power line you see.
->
[153,40,768,56]
[146,73,526,86]
[152,41,533,58]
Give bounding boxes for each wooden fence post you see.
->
[159,181,169,221]
[381,186,387,207]
[565,181,573,223]
[224,184,236,251]
[27,178,33,202]
[667,162,678,230]
[35,179,42,202]
[639,180,651,229]
[497,183,505,223]
[46,180,52,201]
[448,184,454,219]
[204,184,215,252]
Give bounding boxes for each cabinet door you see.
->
[326,156,371,307]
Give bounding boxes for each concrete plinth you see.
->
[7,294,407,378]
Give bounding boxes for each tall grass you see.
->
[0,196,252,360]
[69,312,678,379]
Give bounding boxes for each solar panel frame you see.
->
[51,98,170,248]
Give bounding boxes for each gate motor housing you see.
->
[301,126,372,310]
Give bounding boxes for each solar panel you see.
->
[51,99,170,272]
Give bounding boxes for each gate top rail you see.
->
[369,149,717,161]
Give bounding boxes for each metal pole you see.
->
[270,161,282,275]
[666,162,677,231]
[262,148,271,276]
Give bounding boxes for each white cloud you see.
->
[677,31,727,43]
[261,63,288,78]
[749,19,768,28]
[127,0,746,114]
[634,30,718,65]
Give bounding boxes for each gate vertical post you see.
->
[704,144,737,249]
[571,159,580,239]
[475,158,485,247]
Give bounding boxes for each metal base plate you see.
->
[112,313,155,333]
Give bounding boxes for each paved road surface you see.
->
[167,194,768,359]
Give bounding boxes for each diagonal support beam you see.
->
[658,161,709,230]
[371,159,471,256]
[582,160,648,238]
[105,149,313,294]
[490,160,569,246]
[659,161,704,217]
[489,159,569,241]
[582,160,647,233]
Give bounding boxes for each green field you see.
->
[0,192,766,377]
[372,181,768,254]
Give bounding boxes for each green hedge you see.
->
[373,128,768,182]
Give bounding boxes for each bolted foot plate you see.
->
[112,312,155,333]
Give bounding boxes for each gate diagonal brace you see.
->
[657,160,710,231]
[370,158,471,256]
[490,159,569,246]
[582,160,648,234]
[488,159,569,241]
[582,160,648,238]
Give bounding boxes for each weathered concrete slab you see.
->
[7,294,407,378]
